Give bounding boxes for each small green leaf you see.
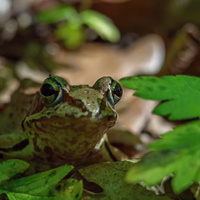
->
[81,10,120,42]
[120,75,200,120]
[80,161,171,200]
[1,164,73,195]
[36,5,79,23]
[0,159,29,184]
[55,21,85,49]
[0,164,82,200]
[126,120,200,194]
[0,178,82,200]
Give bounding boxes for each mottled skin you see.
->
[0,76,122,169]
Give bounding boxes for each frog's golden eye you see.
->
[107,80,123,107]
[40,75,67,107]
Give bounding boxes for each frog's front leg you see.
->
[86,134,127,165]
[0,131,33,160]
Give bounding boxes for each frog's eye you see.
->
[93,77,123,107]
[107,80,123,107]
[40,75,67,107]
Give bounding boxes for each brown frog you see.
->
[0,75,122,170]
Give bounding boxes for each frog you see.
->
[0,75,123,171]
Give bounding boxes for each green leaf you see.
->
[79,161,172,200]
[120,75,200,120]
[36,5,79,23]
[53,178,82,200]
[0,179,82,200]
[0,159,29,184]
[0,164,82,200]
[1,164,73,194]
[80,10,120,43]
[126,120,200,193]
[0,192,62,200]
[55,21,85,49]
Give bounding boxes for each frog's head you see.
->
[23,75,122,162]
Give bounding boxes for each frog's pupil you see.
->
[41,84,55,96]
[114,83,122,98]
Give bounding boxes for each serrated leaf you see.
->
[36,5,79,23]
[79,161,172,200]
[0,164,82,200]
[0,159,29,184]
[80,10,120,42]
[120,75,200,120]
[126,120,200,194]
[55,21,85,49]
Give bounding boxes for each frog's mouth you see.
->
[23,111,116,161]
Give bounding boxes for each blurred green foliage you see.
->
[37,5,120,49]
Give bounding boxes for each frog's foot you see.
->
[82,134,128,166]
